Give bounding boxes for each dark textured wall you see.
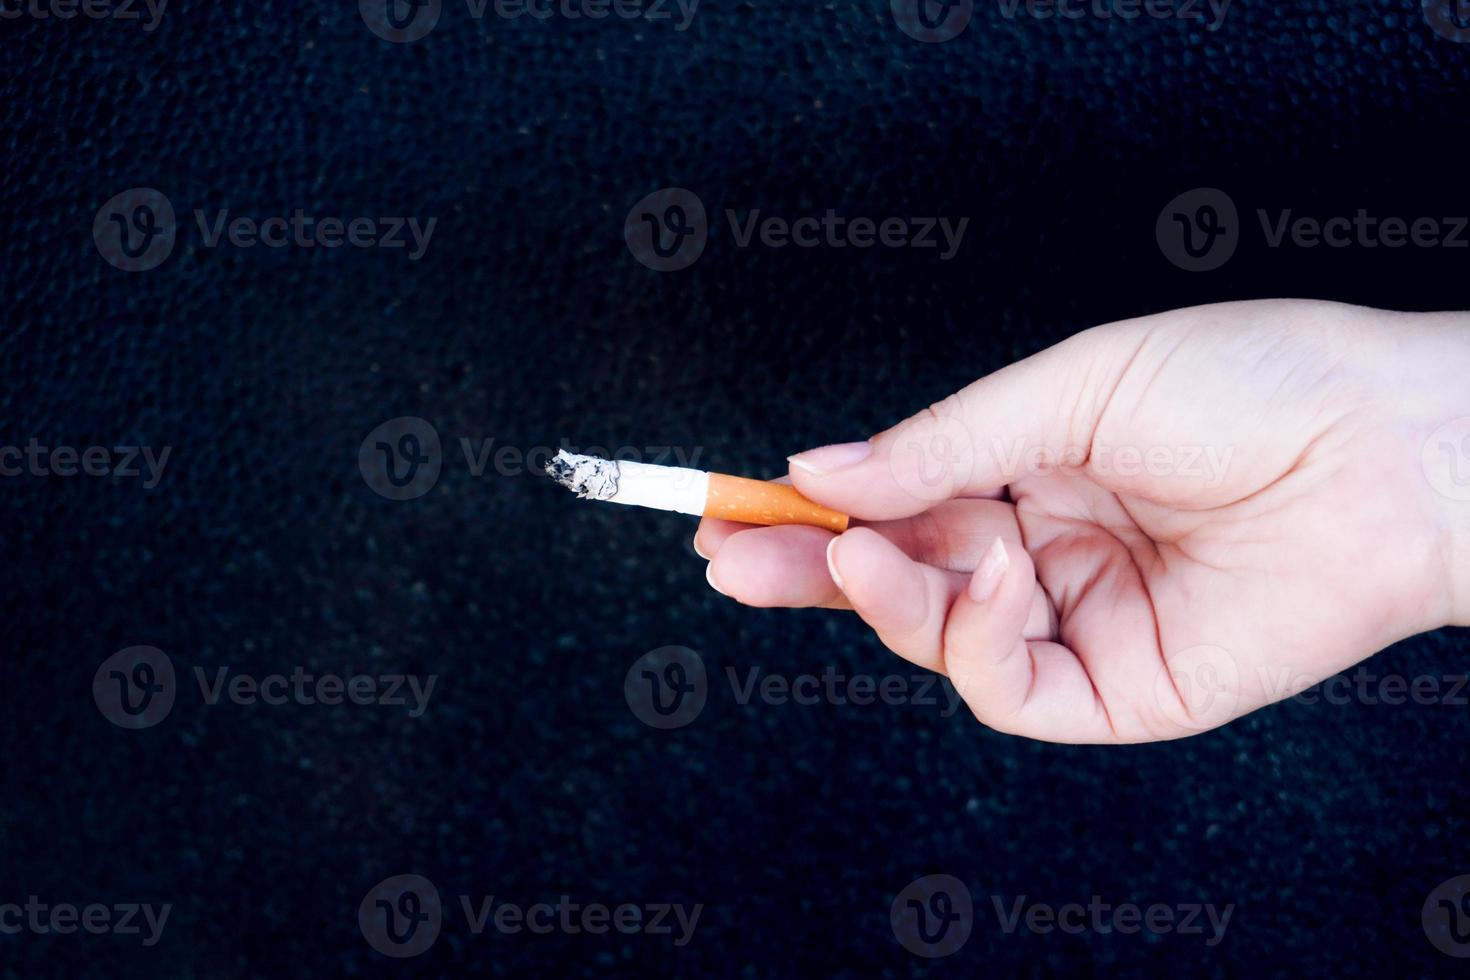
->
[3,0,1470,975]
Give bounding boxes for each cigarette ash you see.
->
[545,449,621,501]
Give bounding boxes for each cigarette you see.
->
[545,450,850,532]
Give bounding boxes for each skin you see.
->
[696,300,1470,743]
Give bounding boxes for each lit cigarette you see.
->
[545,450,850,532]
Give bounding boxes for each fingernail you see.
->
[705,563,729,597]
[693,536,710,560]
[825,537,846,591]
[969,537,1009,603]
[788,441,872,475]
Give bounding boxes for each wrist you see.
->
[1427,409,1470,629]
[1384,310,1470,627]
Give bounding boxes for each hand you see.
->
[696,300,1470,743]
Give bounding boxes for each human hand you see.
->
[696,300,1470,743]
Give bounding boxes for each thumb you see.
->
[787,325,1139,521]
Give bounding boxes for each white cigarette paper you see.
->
[546,450,709,516]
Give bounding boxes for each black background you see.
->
[3,0,1470,975]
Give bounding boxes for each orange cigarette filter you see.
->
[704,473,850,532]
[546,450,851,532]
